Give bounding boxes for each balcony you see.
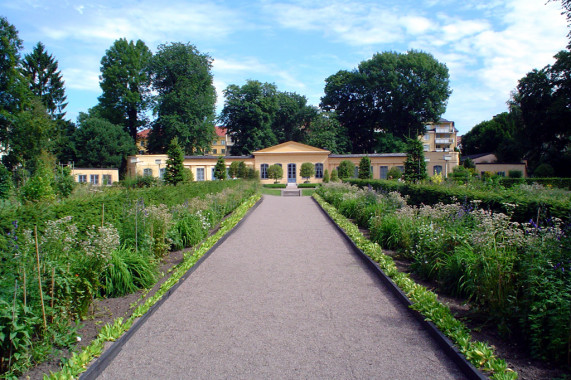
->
[435,127,453,133]
[435,138,453,144]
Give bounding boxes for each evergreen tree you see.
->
[358,156,372,179]
[403,138,427,183]
[214,156,227,180]
[330,168,339,182]
[337,160,355,179]
[22,42,67,119]
[165,137,185,185]
[323,169,330,183]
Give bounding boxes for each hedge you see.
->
[499,177,571,190]
[346,179,571,224]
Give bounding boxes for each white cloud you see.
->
[62,67,100,91]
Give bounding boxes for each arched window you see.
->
[315,163,323,178]
[261,164,269,179]
[433,165,443,175]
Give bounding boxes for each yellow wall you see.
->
[255,152,329,184]
[475,163,527,178]
[72,168,119,185]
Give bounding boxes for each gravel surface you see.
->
[95,196,467,379]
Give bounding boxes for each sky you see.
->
[2,0,568,135]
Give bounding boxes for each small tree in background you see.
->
[323,169,330,183]
[463,158,475,169]
[387,167,402,180]
[300,162,315,182]
[358,156,372,179]
[165,137,185,185]
[214,156,226,180]
[330,168,339,182]
[337,160,355,179]
[267,164,283,183]
[229,161,240,179]
[54,165,76,197]
[237,161,247,178]
[403,138,427,183]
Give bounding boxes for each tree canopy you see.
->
[147,42,216,155]
[97,38,152,141]
[22,42,67,119]
[302,111,350,153]
[321,50,451,153]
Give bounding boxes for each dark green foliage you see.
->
[101,248,157,297]
[449,166,472,184]
[358,156,372,179]
[164,137,185,185]
[73,112,136,169]
[323,169,330,183]
[508,170,523,178]
[0,163,12,199]
[98,38,152,141]
[147,42,216,154]
[237,161,248,178]
[262,183,286,188]
[387,167,402,180]
[463,158,475,169]
[337,160,355,179]
[404,138,427,183]
[272,91,316,143]
[532,163,555,177]
[22,42,67,119]
[54,165,75,197]
[375,132,407,153]
[321,50,450,152]
[303,111,350,153]
[229,161,240,179]
[500,177,571,190]
[214,156,226,180]
[267,164,283,183]
[21,151,56,202]
[297,183,319,188]
[330,168,339,182]
[300,162,314,181]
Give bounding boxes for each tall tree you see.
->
[303,111,350,153]
[403,137,427,183]
[72,111,136,169]
[321,50,451,153]
[219,80,278,155]
[98,38,152,141]
[272,92,316,143]
[147,42,216,154]
[22,42,67,119]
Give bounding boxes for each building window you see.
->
[260,163,269,179]
[196,168,205,181]
[212,149,217,154]
[159,168,165,179]
[353,166,359,178]
[433,165,443,175]
[78,174,87,183]
[497,171,505,177]
[212,140,217,145]
[102,174,112,185]
[90,175,99,185]
[221,140,226,145]
[423,133,430,141]
[423,144,430,151]
[315,163,323,179]
[380,166,388,179]
[221,149,225,154]
[397,166,405,174]
[143,168,152,177]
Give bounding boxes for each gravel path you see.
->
[95,196,466,379]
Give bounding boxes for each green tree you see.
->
[375,132,407,153]
[214,156,227,180]
[321,50,451,152]
[54,164,75,197]
[237,161,248,178]
[229,161,240,179]
[387,167,402,180]
[98,38,152,141]
[0,163,12,199]
[323,169,330,183]
[22,42,67,119]
[219,80,278,154]
[72,111,136,169]
[403,137,427,183]
[303,111,350,153]
[165,137,185,185]
[462,112,522,161]
[300,162,315,182]
[147,42,216,154]
[267,164,283,183]
[337,160,355,179]
[330,168,339,182]
[272,92,316,143]
[358,156,372,179]
[21,151,56,202]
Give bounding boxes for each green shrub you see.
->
[337,160,355,179]
[330,169,339,182]
[297,183,318,188]
[533,163,555,178]
[323,169,330,183]
[387,167,402,180]
[508,170,523,178]
[358,156,372,179]
[0,164,13,199]
[101,247,157,298]
[262,183,287,188]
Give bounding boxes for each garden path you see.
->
[93,196,466,379]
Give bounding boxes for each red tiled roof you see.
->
[215,126,226,137]
[137,129,150,138]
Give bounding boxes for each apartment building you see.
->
[420,118,458,153]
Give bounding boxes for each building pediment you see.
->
[253,141,331,155]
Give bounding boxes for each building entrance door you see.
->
[287,163,296,183]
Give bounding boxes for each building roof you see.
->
[137,129,150,139]
[253,141,330,155]
[215,126,227,137]
[329,153,406,158]
[183,155,254,159]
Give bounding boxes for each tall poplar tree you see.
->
[98,38,152,141]
[22,42,67,119]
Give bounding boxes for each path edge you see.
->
[80,196,264,380]
[311,196,487,380]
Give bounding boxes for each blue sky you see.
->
[2,0,568,135]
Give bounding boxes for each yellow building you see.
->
[420,118,457,153]
[136,126,235,156]
[127,141,460,184]
[71,168,119,186]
